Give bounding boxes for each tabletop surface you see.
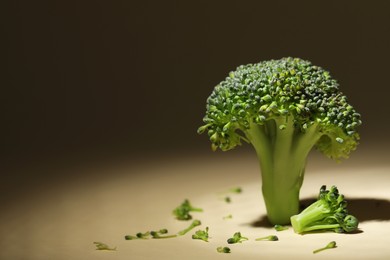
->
[1,150,389,260]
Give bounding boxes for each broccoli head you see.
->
[198,57,361,225]
[290,185,359,234]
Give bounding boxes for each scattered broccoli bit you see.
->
[125,229,173,240]
[198,57,361,225]
[290,185,359,234]
[136,231,151,239]
[93,242,117,251]
[192,227,209,242]
[150,230,177,239]
[224,196,231,203]
[274,224,288,231]
[172,199,203,220]
[223,214,233,220]
[255,235,279,241]
[313,241,337,254]
[124,235,138,240]
[217,246,231,253]
[178,219,202,236]
[227,232,249,244]
[229,187,242,194]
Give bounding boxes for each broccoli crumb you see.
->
[217,246,231,253]
[93,242,116,251]
[313,241,337,254]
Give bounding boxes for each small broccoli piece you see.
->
[125,229,170,240]
[229,187,242,194]
[192,227,209,242]
[124,235,138,240]
[178,219,202,236]
[217,246,231,253]
[313,241,337,254]
[290,185,359,234]
[198,57,361,225]
[223,214,233,220]
[224,196,231,203]
[150,229,177,239]
[93,242,117,251]
[274,224,288,231]
[172,199,203,220]
[255,235,279,241]
[227,232,249,244]
[136,231,151,239]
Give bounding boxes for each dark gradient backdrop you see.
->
[2,0,390,165]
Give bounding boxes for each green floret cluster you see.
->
[291,185,359,234]
[198,57,361,225]
[198,57,360,157]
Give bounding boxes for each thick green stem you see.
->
[245,118,322,225]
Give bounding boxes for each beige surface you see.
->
[1,151,389,259]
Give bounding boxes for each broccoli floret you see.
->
[198,57,361,225]
[313,241,337,254]
[172,199,203,220]
[192,227,209,242]
[177,219,202,236]
[227,232,249,244]
[217,246,231,253]
[93,242,117,251]
[255,235,279,241]
[290,185,359,234]
[274,224,288,231]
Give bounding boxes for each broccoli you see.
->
[274,224,288,231]
[177,219,202,236]
[255,235,279,241]
[198,57,361,225]
[290,185,359,234]
[227,232,248,244]
[313,241,337,254]
[172,199,203,220]
[150,230,177,239]
[222,214,233,220]
[192,227,209,242]
[125,229,174,240]
[93,242,117,251]
[216,246,231,253]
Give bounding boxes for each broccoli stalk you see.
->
[313,241,337,254]
[245,117,321,224]
[290,185,359,234]
[177,220,202,236]
[198,57,361,225]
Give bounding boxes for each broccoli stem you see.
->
[245,118,321,225]
[290,201,331,233]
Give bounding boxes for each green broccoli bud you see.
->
[274,224,288,231]
[150,230,177,239]
[93,242,117,251]
[313,241,337,254]
[227,232,248,244]
[124,235,138,240]
[198,57,361,225]
[178,219,202,236]
[191,227,209,242]
[125,229,171,240]
[223,214,233,220]
[290,185,359,234]
[229,187,243,194]
[172,199,203,221]
[217,246,231,253]
[255,235,279,241]
[136,231,150,239]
